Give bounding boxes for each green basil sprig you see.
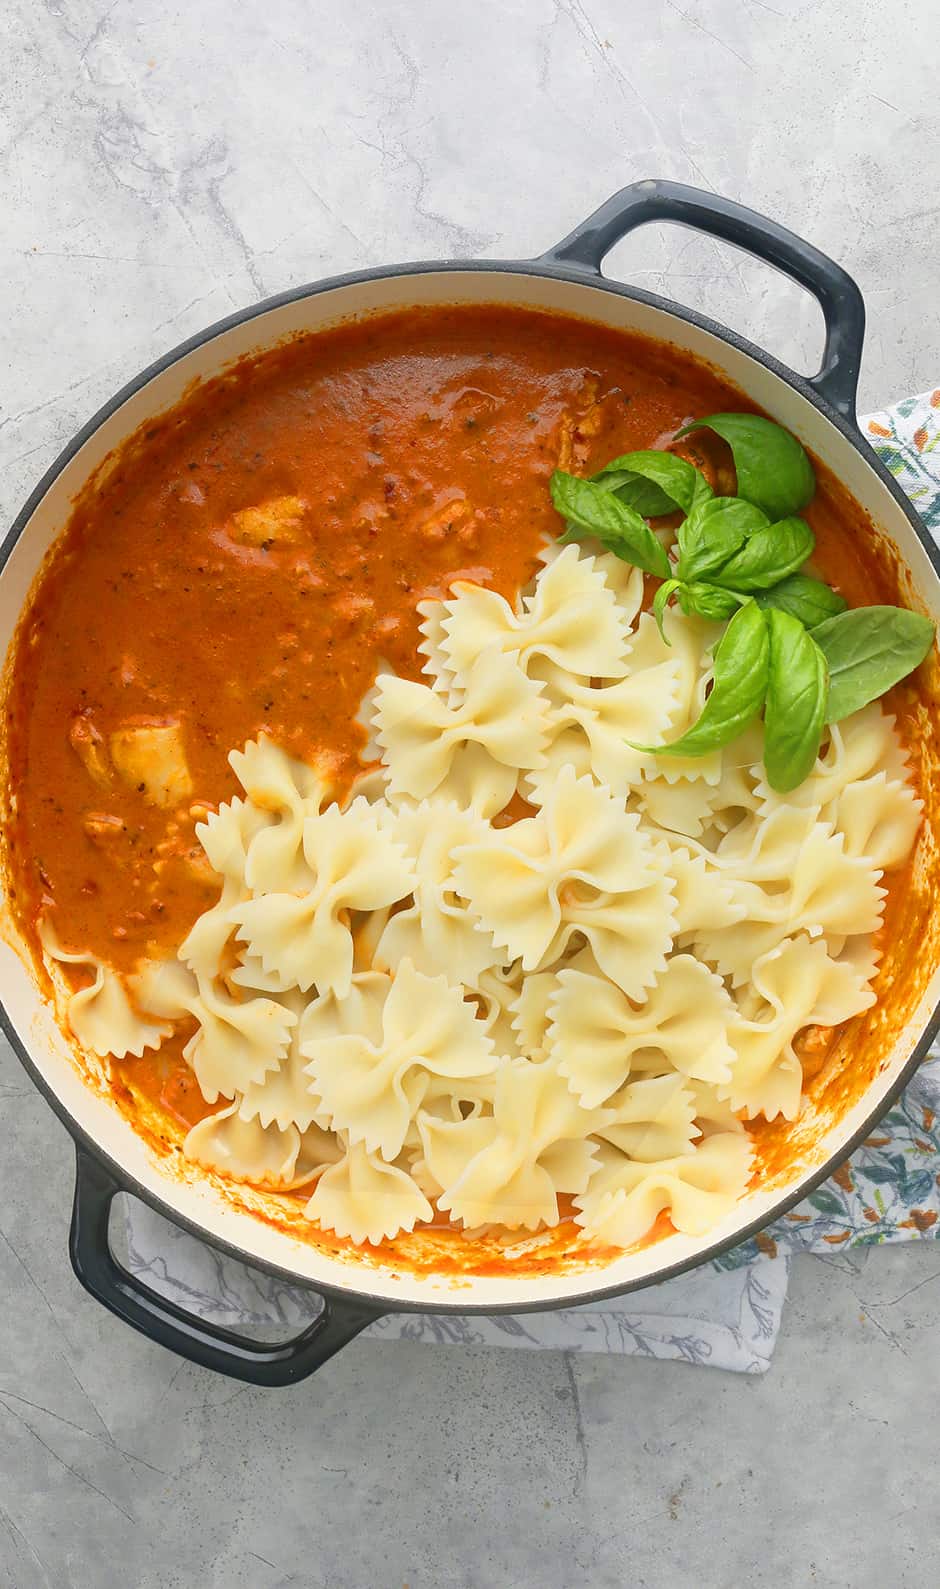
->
[710,515,815,593]
[634,601,770,758]
[679,412,815,519]
[652,578,681,639]
[546,418,935,794]
[678,582,745,621]
[593,450,713,517]
[676,497,768,583]
[763,609,829,791]
[754,573,847,628]
[550,471,670,578]
[653,578,743,639]
[811,606,936,722]
[660,498,815,634]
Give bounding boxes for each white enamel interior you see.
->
[2,267,939,1311]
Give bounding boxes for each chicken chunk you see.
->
[555,375,602,471]
[69,716,112,788]
[230,495,307,546]
[110,720,193,808]
[416,499,473,541]
[83,812,126,846]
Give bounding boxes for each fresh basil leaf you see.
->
[677,497,768,583]
[652,578,680,641]
[711,515,815,593]
[592,470,675,518]
[688,469,714,514]
[677,582,746,621]
[811,605,936,722]
[679,413,816,519]
[550,471,671,578]
[593,450,713,517]
[653,576,743,638]
[634,601,769,757]
[754,573,847,628]
[763,609,829,792]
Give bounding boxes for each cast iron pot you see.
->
[2,181,939,1385]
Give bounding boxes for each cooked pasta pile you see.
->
[44,544,922,1250]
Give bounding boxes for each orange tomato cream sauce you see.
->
[3,304,937,1277]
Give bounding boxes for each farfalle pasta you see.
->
[754,704,923,874]
[436,543,631,680]
[227,736,333,894]
[596,1073,699,1163]
[184,983,297,1105]
[722,934,876,1121]
[43,543,922,1258]
[693,808,886,983]
[372,801,496,983]
[229,798,415,995]
[183,1105,339,1189]
[523,610,699,798]
[452,765,678,995]
[575,1132,755,1248]
[239,989,325,1132]
[548,954,736,1106]
[301,960,496,1160]
[373,645,552,813]
[40,922,171,1060]
[305,1139,434,1245]
[417,1057,605,1231]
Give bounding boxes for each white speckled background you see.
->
[2,3,939,1585]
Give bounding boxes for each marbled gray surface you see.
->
[2,3,939,1585]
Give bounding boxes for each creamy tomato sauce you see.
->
[4,303,935,1268]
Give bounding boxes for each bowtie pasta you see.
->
[42,545,920,1254]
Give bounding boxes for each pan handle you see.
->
[69,1144,382,1386]
[538,179,865,423]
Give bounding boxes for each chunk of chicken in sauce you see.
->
[554,373,737,498]
[68,715,111,788]
[229,494,309,547]
[67,713,207,921]
[69,713,193,810]
[109,720,193,808]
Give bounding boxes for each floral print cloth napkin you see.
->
[124,390,940,1375]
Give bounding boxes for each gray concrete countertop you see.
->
[2,3,939,1585]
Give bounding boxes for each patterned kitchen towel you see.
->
[121,1206,791,1375]
[714,1052,940,1271]
[123,389,940,1375]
